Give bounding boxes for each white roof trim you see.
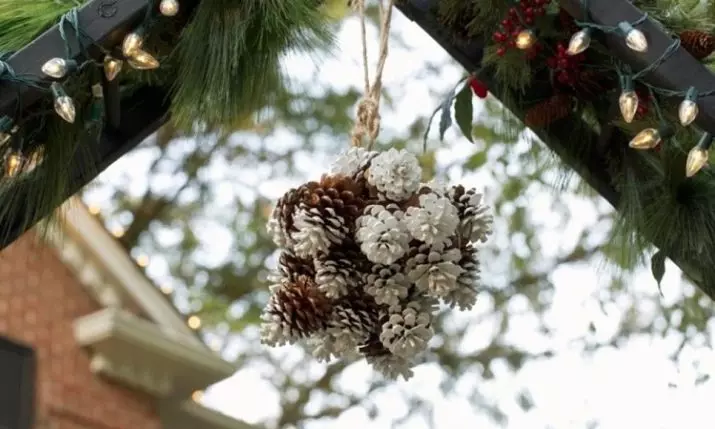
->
[74,308,236,396]
[179,401,258,429]
[54,199,203,346]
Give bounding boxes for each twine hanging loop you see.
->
[349,0,395,149]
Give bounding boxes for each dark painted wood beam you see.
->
[396,0,713,296]
[0,0,201,250]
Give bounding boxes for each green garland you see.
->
[0,0,333,243]
[434,0,715,292]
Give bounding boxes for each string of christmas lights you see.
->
[562,0,715,177]
[0,0,176,178]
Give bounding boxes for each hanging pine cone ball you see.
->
[261,147,493,380]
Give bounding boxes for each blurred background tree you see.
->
[81,4,715,428]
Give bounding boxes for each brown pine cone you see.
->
[270,174,367,256]
[278,249,315,281]
[442,243,481,311]
[524,94,574,128]
[329,290,381,337]
[314,246,369,299]
[260,275,332,345]
[680,29,715,60]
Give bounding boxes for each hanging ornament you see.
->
[159,0,180,16]
[567,28,592,55]
[618,76,638,123]
[41,58,77,79]
[468,76,488,99]
[629,124,673,150]
[51,82,76,124]
[103,56,123,81]
[686,132,712,177]
[261,148,493,380]
[127,50,160,70]
[678,86,699,127]
[122,29,145,57]
[617,22,648,52]
[680,30,715,60]
[260,0,492,381]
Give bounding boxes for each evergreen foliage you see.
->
[0,0,333,244]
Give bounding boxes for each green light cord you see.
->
[633,37,680,80]
[0,54,49,91]
[574,0,648,34]
[648,86,666,123]
[58,8,107,70]
[572,1,715,106]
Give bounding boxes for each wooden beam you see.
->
[0,0,202,249]
[0,85,171,248]
[395,0,715,298]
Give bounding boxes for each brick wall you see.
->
[0,234,162,429]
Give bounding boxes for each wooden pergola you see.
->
[1,0,713,299]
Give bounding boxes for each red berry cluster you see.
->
[635,91,650,119]
[546,42,585,86]
[493,0,551,57]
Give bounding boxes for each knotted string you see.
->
[350,0,395,150]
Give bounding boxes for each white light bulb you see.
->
[515,30,536,50]
[103,56,123,81]
[679,88,700,127]
[629,128,660,150]
[686,146,709,177]
[5,153,24,177]
[51,83,75,123]
[619,90,639,123]
[686,133,713,177]
[159,0,179,16]
[128,50,160,70]
[567,29,591,55]
[54,96,76,123]
[679,99,699,126]
[41,58,73,79]
[625,28,648,52]
[122,32,144,57]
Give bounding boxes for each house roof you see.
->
[44,197,252,429]
[53,199,205,343]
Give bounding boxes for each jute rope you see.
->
[349,0,395,149]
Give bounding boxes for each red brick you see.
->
[0,234,162,429]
